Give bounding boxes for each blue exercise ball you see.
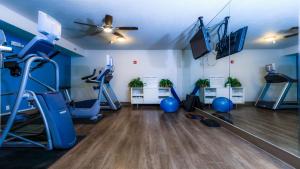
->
[212,97,233,113]
[160,97,179,113]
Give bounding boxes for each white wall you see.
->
[71,50,183,102]
[72,46,297,103]
[0,4,85,56]
[282,45,298,55]
[182,48,297,102]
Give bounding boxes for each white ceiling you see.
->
[0,0,299,50]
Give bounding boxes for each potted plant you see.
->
[195,79,210,88]
[224,77,242,87]
[128,77,144,88]
[159,79,173,88]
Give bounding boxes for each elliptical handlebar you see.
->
[30,51,60,72]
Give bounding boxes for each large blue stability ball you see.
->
[212,97,233,113]
[160,97,179,113]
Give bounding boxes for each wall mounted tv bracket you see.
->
[217,16,230,42]
[206,16,230,42]
[198,16,205,29]
[215,17,230,53]
[198,16,212,50]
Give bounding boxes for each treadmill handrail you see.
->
[264,73,297,83]
[81,69,96,80]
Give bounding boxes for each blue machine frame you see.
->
[64,59,121,120]
[0,11,76,150]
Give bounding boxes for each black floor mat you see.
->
[0,136,85,169]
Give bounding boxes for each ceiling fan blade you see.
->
[278,26,298,33]
[116,27,138,30]
[113,31,124,38]
[74,21,98,27]
[104,15,113,26]
[89,29,103,36]
[289,26,299,31]
[283,33,298,38]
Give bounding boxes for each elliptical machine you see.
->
[0,11,76,150]
[255,63,298,110]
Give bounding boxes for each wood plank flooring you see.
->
[50,106,293,169]
[205,105,299,156]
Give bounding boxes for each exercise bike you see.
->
[61,56,120,121]
[0,11,76,150]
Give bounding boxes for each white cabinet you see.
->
[130,77,172,105]
[199,87,245,104]
[158,88,172,103]
[143,77,159,88]
[130,88,172,104]
[130,87,171,105]
[200,88,217,104]
[131,88,144,104]
[143,88,159,104]
[230,87,245,104]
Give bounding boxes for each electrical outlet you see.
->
[5,105,10,111]
[11,41,24,48]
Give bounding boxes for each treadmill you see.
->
[88,68,121,111]
[255,64,298,110]
[100,71,122,110]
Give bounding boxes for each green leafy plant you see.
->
[195,79,210,88]
[224,77,242,87]
[159,79,173,88]
[128,77,144,88]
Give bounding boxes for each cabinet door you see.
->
[143,88,159,104]
[143,77,158,88]
[217,88,230,98]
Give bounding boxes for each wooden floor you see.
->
[205,105,299,156]
[50,106,292,169]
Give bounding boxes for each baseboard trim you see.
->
[120,102,131,106]
[195,108,300,169]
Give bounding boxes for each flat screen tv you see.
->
[216,26,248,59]
[190,26,212,60]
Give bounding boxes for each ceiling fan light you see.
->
[264,36,277,44]
[103,27,113,33]
[117,36,126,42]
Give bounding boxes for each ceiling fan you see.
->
[74,14,138,41]
[264,26,298,44]
[280,26,298,39]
